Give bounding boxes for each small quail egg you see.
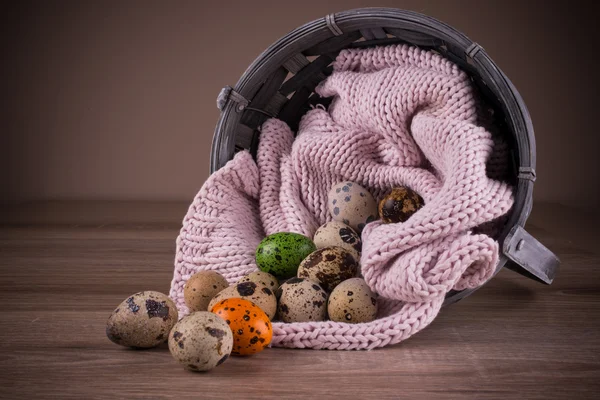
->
[211,298,272,356]
[378,186,424,223]
[238,270,279,291]
[313,221,361,260]
[328,181,378,233]
[183,270,229,312]
[327,278,378,324]
[297,247,358,292]
[255,232,316,279]
[208,281,277,320]
[277,278,329,323]
[168,311,233,372]
[106,291,178,349]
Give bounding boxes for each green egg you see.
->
[255,232,316,279]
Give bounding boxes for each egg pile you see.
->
[255,181,424,326]
[105,181,424,372]
[105,269,277,373]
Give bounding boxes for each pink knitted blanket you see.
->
[170,44,514,350]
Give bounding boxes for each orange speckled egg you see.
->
[210,298,272,356]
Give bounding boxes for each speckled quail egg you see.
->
[296,246,358,292]
[168,311,233,372]
[211,298,272,356]
[277,278,329,323]
[183,270,229,312]
[255,232,316,279]
[238,270,279,292]
[378,186,424,223]
[328,181,378,233]
[327,278,378,324]
[106,291,178,348]
[208,281,277,320]
[313,221,362,260]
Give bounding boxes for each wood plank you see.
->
[385,27,444,47]
[282,54,310,74]
[240,67,289,129]
[278,55,334,96]
[349,37,409,49]
[233,124,256,150]
[0,201,598,399]
[303,31,363,56]
[277,86,313,132]
[359,28,387,40]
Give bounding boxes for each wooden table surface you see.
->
[0,201,599,399]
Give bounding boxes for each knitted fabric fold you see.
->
[170,44,514,350]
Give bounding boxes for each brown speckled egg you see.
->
[378,186,424,223]
[208,281,277,320]
[183,271,229,312]
[328,181,378,233]
[238,270,279,292]
[297,247,358,292]
[327,278,378,324]
[313,221,362,260]
[168,311,233,372]
[106,291,178,348]
[277,278,329,323]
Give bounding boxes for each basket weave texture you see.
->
[169,43,514,350]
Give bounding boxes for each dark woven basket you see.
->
[211,7,560,305]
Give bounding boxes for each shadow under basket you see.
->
[210,7,560,305]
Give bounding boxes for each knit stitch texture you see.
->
[169,44,514,350]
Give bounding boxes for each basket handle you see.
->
[502,225,560,284]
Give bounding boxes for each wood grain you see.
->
[0,201,599,399]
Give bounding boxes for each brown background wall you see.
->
[3,0,599,211]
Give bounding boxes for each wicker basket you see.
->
[210,7,559,305]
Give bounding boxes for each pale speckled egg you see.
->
[183,271,229,312]
[168,311,233,372]
[106,291,178,348]
[327,278,378,324]
[238,270,279,292]
[277,278,329,323]
[328,181,378,233]
[297,247,358,292]
[273,276,306,320]
[208,281,277,320]
[313,221,362,260]
[275,277,296,301]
